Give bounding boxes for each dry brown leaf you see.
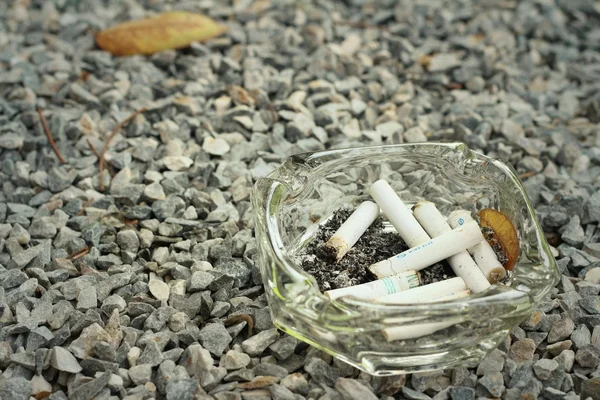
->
[478,208,520,271]
[96,11,227,56]
[418,54,432,68]
[238,376,278,389]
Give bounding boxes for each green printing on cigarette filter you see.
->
[383,273,420,294]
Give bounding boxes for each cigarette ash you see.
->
[298,208,455,291]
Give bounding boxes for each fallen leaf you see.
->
[96,11,227,56]
[478,209,520,271]
[418,54,432,68]
[238,376,278,389]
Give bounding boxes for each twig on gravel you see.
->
[71,249,90,261]
[68,246,89,260]
[98,107,147,191]
[37,107,66,164]
[519,171,537,179]
[224,314,255,338]
[333,19,390,31]
[86,138,101,159]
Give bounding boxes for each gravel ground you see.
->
[1,0,600,399]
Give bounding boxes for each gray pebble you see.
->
[448,386,475,400]
[509,339,536,363]
[533,359,559,380]
[303,357,339,387]
[129,364,153,385]
[575,345,600,368]
[199,323,232,356]
[166,378,201,400]
[0,377,32,400]
[548,318,575,343]
[51,346,82,373]
[401,386,432,400]
[252,362,288,379]
[68,372,111,400]
[571,324,592,349]
[241,329,279,356]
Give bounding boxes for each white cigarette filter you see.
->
[324,201,380,260]
[381,290,472,341]
[412,201,490,293]
[368,180,430,247]
[376,277,467,304]
[448,210,507,283]
[368,222,484,278]
[325,271,420,300]
[383,320,457,341]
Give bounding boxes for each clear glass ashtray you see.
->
[251,143,560,375]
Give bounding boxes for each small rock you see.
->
[575,344,600,368]
[581,377,600,400]
[448,386,475,400]
[203,137,231,156]
[163,156,194,171]
[149,273,170,302]
[179,344,213,377]
[585,268,600,283]
[280,373,309,395]
[270,383,295,400]
[403,126,427,143]
[129,364,153,385]
[198,323,232,356]
[335,378,377,400]
[69,323,112,359]
[221,350,251,370]
[116,230,140,253]
[401,386,432,400]
[561,216,585,246]
[137,341,164,367]
[428,53,461,72]
[303,357,339,386]
[252,363,288,379]
[0,133,23,149]
[547,340,573,356]
[188,271,215,292]
[51,346,82,373]
[509,338,536,363]
[0,377,32,400]
[548,318,575,343]
[477,371,504,397]
[269,336,298,360]
[580,296,600,314]
[554,350,575,372]
[68,372,111,400]
[533,358,559,380]
[166,378,200,400]
[241,329,279,356]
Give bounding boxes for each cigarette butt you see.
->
[368,180,430,247]
[324,201,380,261]
[431,289,471,302]
[368,222,484,278]
[448,210,507,283]
[381,290,470,340]
[412,201,491,293]
[325,271,420,300]
[383,320,457,341]
[376,277,467,304]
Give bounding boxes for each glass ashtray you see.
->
[251,143,559,375]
